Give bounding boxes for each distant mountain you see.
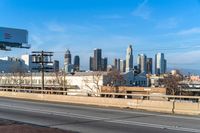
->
[168,68,200,75]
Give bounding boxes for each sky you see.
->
[0,0,200,72]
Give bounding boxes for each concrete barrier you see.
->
[174,102,200,115]
[0,91,200,115]
[127,100,173,113]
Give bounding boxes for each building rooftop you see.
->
[0,71,108,77]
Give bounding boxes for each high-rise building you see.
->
[113,58,118,69]
[155,53,166,75]
[146,58,153,74]
[53,60,59,72]
[93,48,102,71]
[90,48,107,71]
[64,49,73,73]
[65,64,74,73]
[89,56,93,71]
[120,59,126,72]
[126,45,133,72]
[117,59,120,71]
[137,54,147,73]
[102,57,107,71]
[64,49,71,66]
[164,59,167,73]
[113,58,121,71]
[74,55,80,72]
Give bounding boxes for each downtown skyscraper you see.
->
[94,48,102,71]
[89,48,107,71]
[137,54,147,73]
[64,49,73,73]
[73,55,80,72]
[89,56,94,71]
[101,57,108,71]
[126,45,133,72]
[120,59,126,73]
[155,53,167,75]
[113,58,120,71]
[146,58,153,74]
[64,49,71,65]
[113,58,125,72]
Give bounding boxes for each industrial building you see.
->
[21,54,59,72]
[0,56,28,73]
[0,71,148,95]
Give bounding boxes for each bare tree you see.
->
[11,63,26,88]
[54,71,72,95]
[55,72,63,87]
[159,74,183,95]
[83,71,103,95]
[106,69,124,87]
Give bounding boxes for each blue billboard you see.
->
[0,27,29,49]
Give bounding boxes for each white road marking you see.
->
[0,103,199,133]
[107,120,200,133]
[0,97,199,121]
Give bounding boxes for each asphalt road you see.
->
[0,97,199,133]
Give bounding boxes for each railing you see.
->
[0,84,77,89]
[0,87,200,103]
[99,92,200,99]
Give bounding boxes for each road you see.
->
[0,97,199,133]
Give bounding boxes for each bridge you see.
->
[0,96,200,133]
[0,84,200,132]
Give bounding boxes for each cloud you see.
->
[165,27,200,36]
[156,17,179,29]
[28,23,71,51]
[167,50,200,69]
[176,27,200,35]
[26,22,108,70]
[132,0,151,20]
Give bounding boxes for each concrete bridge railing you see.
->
[0,88,200,115]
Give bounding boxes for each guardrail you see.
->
[0,87,67,93]
[0,84,77,89]
[0,87,200,103]
[99,92,200,99]
[1,87,200,115]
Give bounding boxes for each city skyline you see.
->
[65,45,163,74]
[0,1,200,133]
[0,0,200,72]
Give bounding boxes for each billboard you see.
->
[0,27,28,44]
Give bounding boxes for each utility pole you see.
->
[41,51,44,92]
[63,67,66,94]
[30,70,32,88]
[32,51,53,93]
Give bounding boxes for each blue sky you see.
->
[1,0,200,71]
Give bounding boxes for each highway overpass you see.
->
[0,97,199,133]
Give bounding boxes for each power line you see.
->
[28,46,200,67]
[30,45,200,54]
[31,51,53,92]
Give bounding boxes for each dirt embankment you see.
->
[0,119,77,133]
